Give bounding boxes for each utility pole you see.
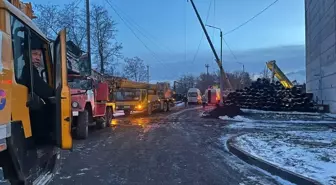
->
[147,65,150,83]
[188,0,232,103]
[205,64,209,76]
[86,0,91,73]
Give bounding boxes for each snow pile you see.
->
[219,115,254,122]
[113,111,124,117]
[241,108,322,115]
[234,130,336,185]
[176,102,185,107]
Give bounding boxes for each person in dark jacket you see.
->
[183,95,188,107]
[20,46,54,100]
[20,45,55,144]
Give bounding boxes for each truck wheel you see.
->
[167,102,170,111]
[163,102,167,112]
[105,107,113,127]
[124,110,131,116]
[147,104,152,115]
[76,110,89,139]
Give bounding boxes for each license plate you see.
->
[124,106,130,108]
[72,111,79,116]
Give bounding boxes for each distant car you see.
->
[187,88,201,104]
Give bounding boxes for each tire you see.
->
[163,102,167,112]
[105,107,113,127]
[76,110,89,139]
[147,104,152,115]
[166,102,170,111]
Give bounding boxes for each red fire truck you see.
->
[67,42,113,139]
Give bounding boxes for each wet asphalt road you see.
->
[50,106,284,185]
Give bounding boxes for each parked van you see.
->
[204,88,221,105]
[187,88,202,104]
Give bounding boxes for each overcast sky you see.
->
[31,0,306,81]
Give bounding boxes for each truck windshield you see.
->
[68,78,91,89]
[188,92,198,97]
[114,89,141,101]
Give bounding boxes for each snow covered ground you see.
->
[219,110,336,185]
[220,115,336,125]
[175,102,185,107]
[233,131,336,185]
[113,111,125,117]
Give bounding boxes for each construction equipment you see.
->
[266,60,294,89]
[0,0,82,184]
[68,51,114,139]
[112,80,174,116]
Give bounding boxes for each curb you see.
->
[227,134,322,185]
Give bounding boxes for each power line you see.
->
[191,0,213,64]
[222,38,238,62]
[105,0,163,64]
[107,1,175,57]
[222,38,244,71]
[224,0,279,36]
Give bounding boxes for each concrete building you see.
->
[305,0,336,113]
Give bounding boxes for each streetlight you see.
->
[205,24,223,64]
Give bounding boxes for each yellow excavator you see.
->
[266,60,294,89]
[0,0,86,184]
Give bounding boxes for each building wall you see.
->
[305,0,336,113]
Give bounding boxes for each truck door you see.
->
[53,29,72,149]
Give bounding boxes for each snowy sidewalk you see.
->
[220,112,336,185]
[233,131,336,185]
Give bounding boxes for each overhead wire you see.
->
[191,0,213,64]
[105,0,164,64]
[224,0,279,36]
[222,38,244,70]
[106,0,175,57]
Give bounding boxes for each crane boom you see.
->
[266,60,294,89]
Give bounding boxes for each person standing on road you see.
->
[183,95,188,107]
[201,95,207,108]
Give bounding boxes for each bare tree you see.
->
[34,4,62,38]
[214,71,252,90]
[91,4,122,74]
[175,75,197,94]
[196,73,218,93]
[123,57,147,82]
[58,2,87,50]
[34,2,86,49]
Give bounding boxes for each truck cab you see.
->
[0,0,78,184]
[69,73,113,139]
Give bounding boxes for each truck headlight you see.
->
[72,102,79,108]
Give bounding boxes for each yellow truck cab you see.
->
[0,0,73,184]
[113,80,174,116]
